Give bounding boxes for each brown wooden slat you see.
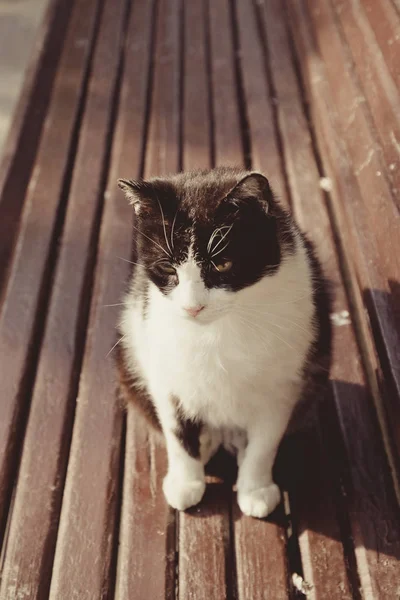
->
[183,0,211,171]
[0,0,102,542]
[118,413,174,600]
[179,479,232,600]
[208,0,242,166]
[145,0,181,176]
[0,0,71,295]
[289,0,400,469]
[285,1,400,596]
[113,1,178,598]
[361,0,400,89]
[332,0,400,204]
[0,0,127,598]
[235,0,287,200]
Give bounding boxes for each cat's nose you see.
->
[184,305,205,318]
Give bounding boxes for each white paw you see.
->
[238,483,281,518]
[163,474,206,511]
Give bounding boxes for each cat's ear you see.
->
[228,172,272,212]
[118,178,152,215]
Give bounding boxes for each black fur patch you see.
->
[118,167,296,295]
[115,342,161,430]
[287,233,333,433]
[172,396,202,459]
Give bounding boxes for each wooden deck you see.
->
[0,0,400,598]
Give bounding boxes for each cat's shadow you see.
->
[185,378,400,562]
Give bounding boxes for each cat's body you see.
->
[116,167,331,518]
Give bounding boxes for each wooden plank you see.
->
[179,477,232,600]
[235,0,287,202]
[286,1,400,596]
[293,0,400,466]
[0,0,127,598]
[0,0,72,295]
[333,0,400,204]
[145,0,181,176]
[183,0,211,170]
[113,2,178,598]
[361,0,400,89]
[0,0,102,542]
[208,0,242,165]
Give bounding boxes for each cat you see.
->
[116,167,331,518]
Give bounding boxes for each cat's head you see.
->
[118,167,294,323]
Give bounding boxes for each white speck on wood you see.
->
[292,573,313,596]
[330,310,351,326]
[319,176,333,192]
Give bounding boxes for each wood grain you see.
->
[361,0,400,89]
[183,0,211,171]
[333,0,400,205]
[145,0,181,176]
[208,0,242,166]
[0,0,128,598]
[0,0,102,544]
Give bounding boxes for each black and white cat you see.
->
[116,167,331,518]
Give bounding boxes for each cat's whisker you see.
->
[207,224,231,254]
[207,226,225,253]
[211,240,230,259]
[243,288,319,306]
[234,315,273,354]
[106,334,127,358]
[102,303,126,307]
[170,209,178,250]
[116,256,145,268]
[131,223,171,258]
[156,194,173,256]
[210,224,233,255]
[235,311,298,352]
[234,306,311,336]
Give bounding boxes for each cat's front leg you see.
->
[156,395,206,511]
[237,408,292,519]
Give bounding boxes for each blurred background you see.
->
[0,0,50,158]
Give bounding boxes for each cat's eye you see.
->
[214,260,233,273]
[158,263,176,275]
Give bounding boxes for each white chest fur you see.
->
[120,247,315,430]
